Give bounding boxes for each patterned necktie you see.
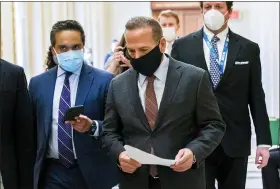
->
[58,72,75,168]
[209,35,220,88]
[145,75,158,177]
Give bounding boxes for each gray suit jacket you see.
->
[102,57,226,189]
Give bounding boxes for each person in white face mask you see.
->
[158,10,180,54]
[171,2,272,189]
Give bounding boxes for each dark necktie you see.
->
[58,72,75,168]
[145,75,158,177]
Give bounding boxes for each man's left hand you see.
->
[255,147,270,169]
[66,114,93,133]
[170,148,194,172]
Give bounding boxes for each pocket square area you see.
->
[235,61,249,65]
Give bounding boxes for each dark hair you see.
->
[125,16,163,43]
[118,34,126,48]
[45,20,86,70]
[158,10,180,25]
[200,1,233,10]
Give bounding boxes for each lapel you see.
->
[193,28,209,72]
[193,28,241,89]
[75,63,95,106]
[214,30,241,89]
[154,58,182,131]
[44,67,57,137]
[127,69,151,132]
[192,29,214,86]
[220,29,241,81]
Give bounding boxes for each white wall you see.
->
[229,2,279,117]
[107,2,151,48]
[1,2,278,117]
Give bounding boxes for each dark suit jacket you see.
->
[0,59,35,189]
[29,64,119,189]
[171,28,272,157]
[102,57,226,189]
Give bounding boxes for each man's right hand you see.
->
[118,151,141,173]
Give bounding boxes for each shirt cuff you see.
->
[257,145,271,148]
[93,120,99,137]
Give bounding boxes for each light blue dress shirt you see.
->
[48,66,99,159]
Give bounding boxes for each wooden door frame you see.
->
[151,2,201,11]
[151,2,203,36]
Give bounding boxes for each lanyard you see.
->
[203,32,229,74]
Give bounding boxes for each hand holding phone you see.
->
[65,114,94,133]
[63,105,84,122]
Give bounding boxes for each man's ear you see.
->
[159,37,166,53]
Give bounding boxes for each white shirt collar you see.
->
[57,64,83,78]
[139,54,169,87]
[203,25,229,42]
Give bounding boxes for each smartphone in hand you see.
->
[63,105,84,122]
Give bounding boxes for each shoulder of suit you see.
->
[30,66,57,84]
[91,65,114,79]
[91,66,115,84]
[29,70,49,85]
[175,30,201,44]
[230,30,259,48]
[110,68,134,87]
[169,57,205,75]
[0,58,24,73]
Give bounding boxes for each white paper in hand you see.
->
[124,145,175,166]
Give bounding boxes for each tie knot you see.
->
[147,75,156,83]
[65,71,72,79]
[211,35,220,43]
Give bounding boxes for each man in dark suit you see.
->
[101,16,226,189]
[29,20,119,189]
[0,59,35,189]
[171,2,272,189]
[262,147,280,189]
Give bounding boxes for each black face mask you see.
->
[130,44,163,76]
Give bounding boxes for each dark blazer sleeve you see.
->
[249,44,272,145]
[186,71,226,168]
[15,68,35,188]
[102,79,125,161]
[28,77,37,149]
[94,74,114,136]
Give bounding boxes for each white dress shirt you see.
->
[138,55,169,110]
[165,37,179,55]
[48,66,99,159]
[165,41,174,55]
[203,26,270,148]
[203,25,229,73]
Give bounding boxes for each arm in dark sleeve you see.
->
[15,68,35,188]
[101,79,125,161]
[186,71,226,168]
[92,74,115,137]
[249,44,272,146]
[28,78,37,151]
